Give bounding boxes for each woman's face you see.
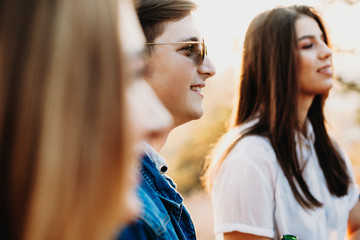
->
[145,14,216,127]
[296,15,333,98]
[118,0,172,224]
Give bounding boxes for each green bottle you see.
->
[281,235,299,240]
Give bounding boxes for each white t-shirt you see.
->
[211,120,359,240]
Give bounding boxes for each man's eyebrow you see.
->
[178,36,201,42]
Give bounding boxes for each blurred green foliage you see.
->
[336,75,360,124]
[168,105,232,195]
[336,76,360,94]
[170,107,231,195]
[165,69,237,195]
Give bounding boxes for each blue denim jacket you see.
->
[117,154,196,240]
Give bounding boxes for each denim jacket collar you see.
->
[140,154,183,209]
[143,141,168,174]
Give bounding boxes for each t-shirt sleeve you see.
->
[211,136,278,238]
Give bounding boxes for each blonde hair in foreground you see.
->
[0,0,133,239]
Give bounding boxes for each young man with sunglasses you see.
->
[117,0,216,239]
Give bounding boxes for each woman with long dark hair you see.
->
[204,5,360,240]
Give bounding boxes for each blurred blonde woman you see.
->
[0,0,171,239]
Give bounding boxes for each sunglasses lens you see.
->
[194,42,205,65]
[198,44,203,65]
[189,43,202,65]
[147,39,207,65]
[202,45,206,63]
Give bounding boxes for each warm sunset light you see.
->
[193,0,360,73]
[191,0,360,144]
[161,1,360,239]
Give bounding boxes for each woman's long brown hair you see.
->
[204,5,351,209]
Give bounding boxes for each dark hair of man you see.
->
[134,0,198,44]
[207,5,351,209]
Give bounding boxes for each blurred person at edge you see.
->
[117,0,216,239]
[204,5,360,240]
[0,0,172,239]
